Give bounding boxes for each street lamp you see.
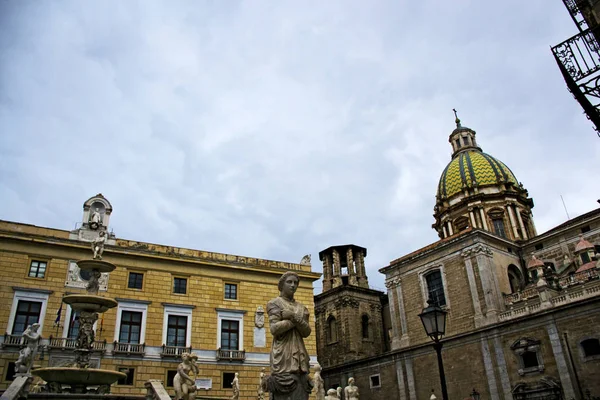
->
[419,298,449,400]
[470,389,481,400]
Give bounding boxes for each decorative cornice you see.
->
[115,298,152,305]
[215,308,247,314]
[161,303,195,309]
[461,243,493,258]
[12,286,54,295]
[333,296,360,309]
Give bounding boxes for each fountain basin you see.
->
[32,367,126,386]
[63,295,118,313]
[76,259,116,273]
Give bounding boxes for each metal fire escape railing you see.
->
[553,0,600,136]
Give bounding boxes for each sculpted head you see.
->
[348,377,355,385]
[278,271,299,298]
[30,323,40,332]
[314,363,322,373]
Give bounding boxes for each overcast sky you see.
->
[1,1,599,293]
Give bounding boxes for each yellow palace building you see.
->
[0,194,320,399]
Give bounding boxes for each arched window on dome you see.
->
[488,208,507,239]
[454,216,470,233]
[327,316,338,344]
[507,264,524,294]
[462,136,470,146]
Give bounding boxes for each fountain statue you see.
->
[231,372,240,400]
[313,364,325,400]
[174,352,199,400]
[31,231,126,394]
[325,388,339,400]
[15,323,41,374]
[257,368,266,400]
[262,271,313,400]
[344,377,359,400]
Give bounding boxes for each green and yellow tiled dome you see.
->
[437,150,518,199]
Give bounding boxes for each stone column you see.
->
[493,336,513,400]
[447,221,454,236]
[442,224,448,238]
[514,205,528,240]
[546,322,576,400]
[395,359,407,400]
[347,247,357,285]
[481,337,500,400]
[386,279,401,350]
[356,251,368,288]
[474,244,500,322]
[332,249,342,288]
[479,207,489,231]
[395,282,409,347]
[469,208,477,228]
[506,205,520,240]
[461,250,484,327]
[323,254,333,291]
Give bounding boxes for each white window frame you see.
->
[418,264,450,309]
[8,290,50,335]
[114,301,148,343]
[162,305,193,347]
[369,374,382,389]
[216,309,245,351]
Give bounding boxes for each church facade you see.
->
[0,194,320,399]
[315,119,600,400]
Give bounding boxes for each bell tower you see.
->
[314,245,387,371]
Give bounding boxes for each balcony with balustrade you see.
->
[46,336,107,353]
[2,333,25,348]
[501,268,600,321]
[160,344,192,358]
[216,348,246,362]
[112,341,146,356]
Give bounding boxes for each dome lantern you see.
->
[432,112,536,242]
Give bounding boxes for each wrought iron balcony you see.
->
[112,341,146,356]
[552,24,600,134]
[2,333,24,348]
[47,336,107,352]
[216,348,246,362]
[160,344,192,358]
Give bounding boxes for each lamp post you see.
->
[419,298,449,400]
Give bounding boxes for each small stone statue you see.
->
[15,323,41,374]
[174,352,197,400]
[91,231,107,259]
[89,208,102,228]
[75,311,97,357]
[86,269,102,294]
[336,386,342,399]
[325,388,339,400]
[265,271,313,400]
[313,364,325,400]
[344,377,359,400]
[258,368,266,400]
[231,372,240,400]
[300,254,311,265]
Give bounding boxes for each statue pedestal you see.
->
[265,373,313,400]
